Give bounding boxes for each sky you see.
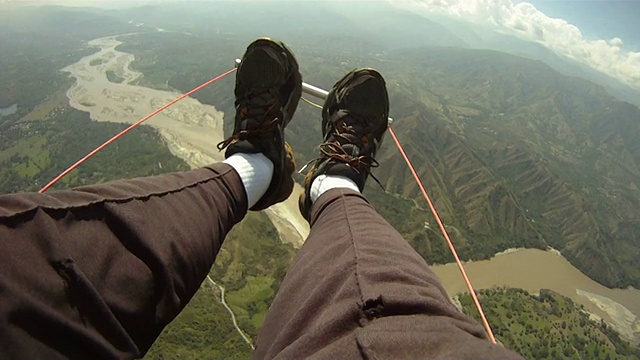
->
[405,0,640,91]
[527,0,640,51]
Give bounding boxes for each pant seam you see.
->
[341,192,367,318]
[0,167,237,221]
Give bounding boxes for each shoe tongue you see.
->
[339,142,362,157]
[238,50,286,87]
[244,90,279,118]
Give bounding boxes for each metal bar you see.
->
[302,82,329,99]
[301,81,393,124]
[235,58,393,124]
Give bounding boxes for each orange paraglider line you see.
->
[387,125,497,344]
[39,67,237,193]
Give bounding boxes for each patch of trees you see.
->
[458,287,640,359]
[0,106,189,195]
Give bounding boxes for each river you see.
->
[62,34,639,345]
[0,103,18,118]
[61,34,309,247]
[432,248,640,344]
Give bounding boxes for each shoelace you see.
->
[217,89,281,151]
[318,141,379,173]
[301,112,386,190]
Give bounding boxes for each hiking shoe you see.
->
[299,68,389,220]
[217,38,302,211]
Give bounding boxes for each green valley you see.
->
[0,106,189,193]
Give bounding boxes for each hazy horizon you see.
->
[2,0,638,94]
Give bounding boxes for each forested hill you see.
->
[460,288,640,359]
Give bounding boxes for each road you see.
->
[206,275,255,350]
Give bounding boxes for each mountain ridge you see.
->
[367,46,640,288]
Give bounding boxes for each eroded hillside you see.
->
[368,48,640,289]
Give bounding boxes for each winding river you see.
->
[62,34,640,345]
[62,34,309,248]
[432,248,640,343]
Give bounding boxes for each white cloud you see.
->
[609,37,624,48]
[404,0,640,91]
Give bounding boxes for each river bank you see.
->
[61,34,309,247]
[432,248,640,344]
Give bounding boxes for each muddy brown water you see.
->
[432,248,640,343]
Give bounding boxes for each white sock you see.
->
[310,175,360,202]
[223,153,274,209]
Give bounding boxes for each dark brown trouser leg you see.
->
[0,164,247,359]
[255,189,523,359]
